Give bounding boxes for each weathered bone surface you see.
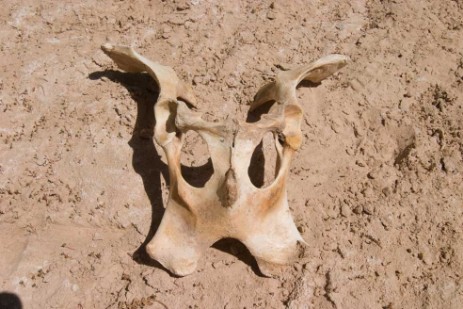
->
[101,43,349,276]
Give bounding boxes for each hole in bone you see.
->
[246,100,276,123]
[166,100,178,134]
[297,80,320,89]
[248,131,279,188]
[180,130,214,188]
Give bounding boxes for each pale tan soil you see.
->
[1,0,463,308]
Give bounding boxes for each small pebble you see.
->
[193,76,203,85]
[176,1,190,11]
[226,76,239,88]
[350,79,363,92]
[363,204,373,215]
[341,203,351,217]
[266,11,276,20]
[367,171,377,179]
[353,205,363,214]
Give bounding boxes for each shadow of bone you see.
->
[0,292,22,309]
[89,70,169,269]
[212,238,266,277]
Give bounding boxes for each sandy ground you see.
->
[1,0,463,308]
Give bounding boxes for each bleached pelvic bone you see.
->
[102,43,349,276]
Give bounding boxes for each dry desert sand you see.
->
[1,0,463,308]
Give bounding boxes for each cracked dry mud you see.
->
[1,1,463,308]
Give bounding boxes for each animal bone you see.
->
[101,43,349,276]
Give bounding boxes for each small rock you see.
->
[341,203,351,217]
[193,75,203,85]
[161,25,172,39]
[442,155,459,173]
[421,250,433,265]
[382,186,393,196]
[362,204,373,215]
[367,171,377,179]
[170,14,188,25]
[240,31,255,44]
[380,214,393,230]
[399,98,412,112]
[353,205,363,214]
[184,20,193,29]
[92,232,103,241]
[349,79,363,92]
[266,11,276,20]
[92,52,111,68]
[176,1,190,11]
[225,76,239,88]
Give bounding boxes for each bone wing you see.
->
[101,43,197,146]
[251,54,349,150]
